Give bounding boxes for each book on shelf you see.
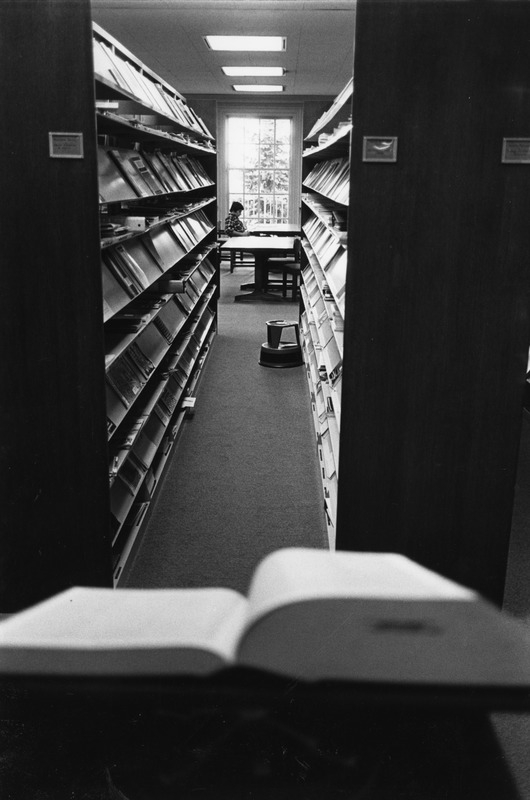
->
[98,148,138,204]
[141,150,180,193]
[109,477,137,535]
[184,214,209,242]
[106,383,126,432]
[119,60,152,107]
[111,414,148,454]
[106,311,151,333]
[128,153,165,195]
[158,376,184,418]
[178,154,208,187]
[157,279,186,294]
[156,152,189,191]
[111,244,151,291]
[188,271,208,297]
[133,412,167,463]
[153,316,175,345]
[99,42,135,95]
[145,227,186,270]
[170,218,196,252]
[194,113,213,140]
[305,78,353,141]
[93,39,116,85]
[156,297,187,340]
[108,148,153,197]
[325,250,347,304]
[101,260,131,322]
[118,451,147,495]
[174,288,194,314]
[170,154,197,190]
[120,238,165,286]
[2,547,530,703]
[131,426,161,471]
[126,341,156,381]
[136,322,169,365]
[199,258,216,281]
[106,353,145,408]
[153,83,180,120]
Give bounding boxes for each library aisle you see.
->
[122,260,328,593]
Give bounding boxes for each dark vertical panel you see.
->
[0,0,112,611]
[337,1,530,603]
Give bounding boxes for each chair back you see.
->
[293,236,302,262]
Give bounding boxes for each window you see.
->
[217,103,302,227]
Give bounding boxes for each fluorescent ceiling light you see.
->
[233,84,284,92]
[222,66,285,77]
[205,35,286,51]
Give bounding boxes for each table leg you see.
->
[234,252,288,302]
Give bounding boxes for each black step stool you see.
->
[259,319,303,368]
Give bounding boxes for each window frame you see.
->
[217,102,303,227]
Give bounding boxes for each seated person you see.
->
[225,201,247,237]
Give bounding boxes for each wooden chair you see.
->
[265,237,302,301]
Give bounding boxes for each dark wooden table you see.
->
[1,674,525,799]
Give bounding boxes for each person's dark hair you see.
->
[230,201,244,213]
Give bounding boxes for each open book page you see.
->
[242,548,476,632]
[236,549,530,687]
[0,586,248,677]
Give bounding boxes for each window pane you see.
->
[274,170,289,192]
[275,143,290,168]
[257,171,271,192]
[244,118,260,141]
[228,169,243,193]
[245,195,259,218]
[243,144,260,168]
[276,119,291,143]
[260,118,275,139]
[244,170,259,191]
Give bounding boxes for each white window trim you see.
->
[216,101,303,227]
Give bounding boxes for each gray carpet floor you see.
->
[123,259,328,594]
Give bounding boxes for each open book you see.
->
[1,548,530,693]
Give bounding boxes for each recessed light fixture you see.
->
[222,66,285,77]
[205,35,286,52]
[233,84,284,93]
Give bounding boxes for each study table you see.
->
[1,673,527,799]
[220,235,297,302]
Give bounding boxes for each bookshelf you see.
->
[94,23,219,584]
[334,0,530,605]
[0,1,111,611]
[300,83,351,547]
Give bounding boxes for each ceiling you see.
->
[91,0,356,98]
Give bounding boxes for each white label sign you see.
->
[49,132,84,159]
[502,138,530,164]
[363,136,398,162]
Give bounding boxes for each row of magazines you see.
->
[106,256,216,438]
[303,156,350,206]
[93,36,211,139]
[102,209,214,320]
[98,146,213,203]
[109,304,215,536]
